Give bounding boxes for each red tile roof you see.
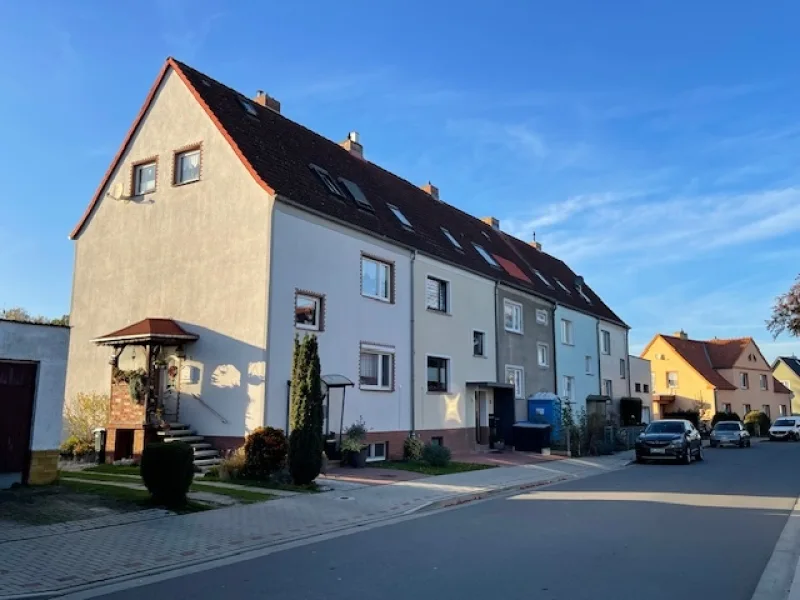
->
[71,58,626,327]
[705,338,751,369]
[93,318,198,345]
[660,335,737,390]
[773,378,792,394]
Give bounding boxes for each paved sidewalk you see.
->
[0,452,631,598]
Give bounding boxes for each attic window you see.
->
[441,227,462,250]
[577,286,592,304]
[338,177,374,212]
[482,231,491,240]
[201,79,211,87]
[239,97,258,117]
[473,243,500,268]
[533,270,554,289]
[387,204,412,230]
[554,278,571,295]
[309,164,344,197]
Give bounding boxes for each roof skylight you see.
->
[533,270,554,288]
[554,278,571,295]
[309,164,344,197]
[387,204,413,229]
[338,177,374,211]
[239,97,258,116]
[441,227,462,250]
[577,286,592,304]
[473,243,500,268]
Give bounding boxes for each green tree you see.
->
[768,276,800,338]
[288,335,324,484]
[0,307,69,325]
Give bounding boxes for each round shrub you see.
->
[60,435,80,457]
[403,436,424,461]
[244,427,288,480]
[422,443,451,467]
[744,410,771,436]
[141,442,194,507]
[711,412,741,427]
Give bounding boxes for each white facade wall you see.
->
[598,320,629,399]
[413,254,497,433]
[0,322,69,450]
[266,204,412,437]
[554,305,599,413]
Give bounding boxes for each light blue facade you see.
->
[554,305,600,414]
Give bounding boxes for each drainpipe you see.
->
[552,302,559,396]
[410,250,417,435]
[596,319,602,396]
[494,282,501,383]
[625,328,632,398]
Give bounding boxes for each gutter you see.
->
[410,249,417,434]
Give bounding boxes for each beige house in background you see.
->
[772,356,800,415]
[642,331,791,422]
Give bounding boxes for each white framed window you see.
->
[535,309,548,325]
[387,204,413,229]
[473,330,486,357]
[361,256,392,301]
[506,365,525,399]
[359,344,394,391]
[537,343,549,367]
[473,243,499,268]
[365,442,387,462]
[744,403,751,414]
[561,319,574,345]
[601,330,611,355]
[643,384,650,393]
[780,404,787,416]
[763,404,771,419]
[175,148,200,184]
[635,383,642,392]
[133,161,156,195]
[723,403,732,414]
[427,356,449,392]
[603,379,612,396]
[563,376,575,401]
[740,372,749,389]
[585,356,593,375]
[619,358,626,379]
[441,227,462,250]
[425,276,448,312]
[504,299,523,333]
[760,374,768,390]
[295,293,322,331]
[667,371,678,388]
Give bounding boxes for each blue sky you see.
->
[2,0,800,360]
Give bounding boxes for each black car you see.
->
[635,419,704,464]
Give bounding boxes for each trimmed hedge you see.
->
[140,442,194,507]
[403,436,424,461]
[744,410,771,436]
[422,443,451,467]
[243,427,288,480]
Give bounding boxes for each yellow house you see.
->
[772,356,800,415]
[641,331,792,423]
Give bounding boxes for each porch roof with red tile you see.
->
[92,318,198,346]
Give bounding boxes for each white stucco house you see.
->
[65,57,628,461]
[629,355,653,423]
[0,320,69,488]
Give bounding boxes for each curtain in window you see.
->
[360,353,378,386]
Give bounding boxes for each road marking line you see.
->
[752,497,800,600]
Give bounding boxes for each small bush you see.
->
[403,436,424,461]
[60,435,81,457]
[422,443,451,467]
[744,410,771,436]
[243,427,288,480]
[711,412,741,427]
[219,447,246,481]
[140,442,194,507]
[341,436,365,453]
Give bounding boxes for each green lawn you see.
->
[58,480,209,513]
[201,473,319,493]
[374,461,495,476]
[85,464,141,475]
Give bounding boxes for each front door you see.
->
[475,391,489,444]
[0,362,37,483]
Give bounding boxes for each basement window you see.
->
[338,177,374,212]
[441,227,463,250]
[309,164,344,197]
[387,204,413,230]
[473,243,500,268]
[533,270,554,289]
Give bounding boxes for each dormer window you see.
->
[387,204,412,230]
[473,243,499,268]
[338,177,374,211]
[441,227,462,250]
[533,270,553,289]
[309,164,344,197]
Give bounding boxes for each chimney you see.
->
[674,329,688,340]
[253,90,281,113]
[529,231,542,251]
[421,182,439,201]
[340,131,363,159]
[481,217,500,230]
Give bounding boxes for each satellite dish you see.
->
[106,182,128,202]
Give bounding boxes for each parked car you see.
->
[710,421,750,448]
[769,418,800,441]
[635,419,703,464]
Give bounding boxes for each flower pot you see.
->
[347,448,368,468]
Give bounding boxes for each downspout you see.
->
[596,319,602,395]
[494,281,501,383]
[410,250,417,435]
[625,328,632,397]
[553,303,560,398]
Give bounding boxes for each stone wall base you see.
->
[28,450,59,485]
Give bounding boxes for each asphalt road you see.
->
[92,442,800,600]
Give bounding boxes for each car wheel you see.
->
[696,445,704,461]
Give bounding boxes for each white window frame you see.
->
[310,164,344,196]
[740,372,749,389]
[603,379,612,397]
[359,344,394,391]
[473,330,486,357]
[601,330,611,355]
[620,358,626,379]
[426,354,450,393]
[175,148,201,184]
[506,365,525,399]
[134,161,156,195]
[441,227,462,250]
[361,256,392,302]
[585,355,593,375]
[561,319,574,345]
[535,309,548,325]
[760,374,768,390]
[295,293,322,331]
[365,442,387,462]
[780,405,787,416]
[667,371,678,388]
[473,243,499,267]
[425,275,449,313]
[537,342,549,367]
[504,299,523,334]
[563,376,575,401]
[387,204,413,229]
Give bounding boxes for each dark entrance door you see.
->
[492,388,516,448]
[0,362,37,481]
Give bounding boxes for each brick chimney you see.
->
[421,182,439,200]
[253,90,280,113]
[674,329,688,340]
[340,131,363,159]
[529,232,542,251]
[481,217,500,230]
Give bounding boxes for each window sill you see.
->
[562,342,575,346]
[538,364,549,369]
[362,293,391,303]
[360,385,394,393]
[295,324,321,332]
[427,389,448,395]
[173,178,201,187]
[504,328,524,335]
[474,354,488,359]
[426,308,451,316]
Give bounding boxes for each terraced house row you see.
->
[65,58,631,463]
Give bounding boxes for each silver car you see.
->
[710,421,750,448]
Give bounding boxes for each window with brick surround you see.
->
[175,148,201,184]
[427,356,449,392]
[295,293,323,331]
[133,161,156,195]
[361,256,392,301]
[360,344,394,391]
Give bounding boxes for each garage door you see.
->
[0,362,37,479]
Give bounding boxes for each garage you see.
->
[0,362,38,486]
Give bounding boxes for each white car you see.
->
[769,417,800,441]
